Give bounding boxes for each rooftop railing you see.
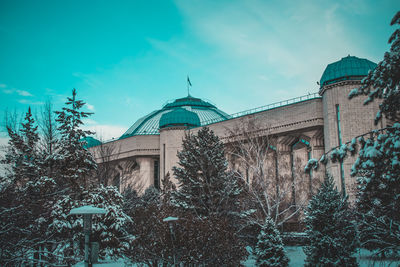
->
[200,92,321,126]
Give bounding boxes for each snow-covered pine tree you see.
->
[44,89,98,265]
[48,185,132,263]
[303,175,358,267]
[54,88,96,194]
[1,107,57,265]
[171,127,247,265]
[172,126,242,217]
[255,216,289,267]
[4,107,41,185]
[353,125,400,255]
[83,185,132,258]
[346,11,400,256]
[44,90,134,264]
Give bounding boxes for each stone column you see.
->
[310,131,325,194]
[136,157,154,190]
[159,126,186,186]
[277,138,294,208]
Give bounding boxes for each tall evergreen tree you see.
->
[353,126,400,254]
[44,89,132,265]
[4,107,41,185]
[255,216,289,267]
[304,175,358,267]
[172,127,242,217]
[348,11,400,255]
[54,88,96,194]
[171,127,247,265]
[1,107,56,265]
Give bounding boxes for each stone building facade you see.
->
[88,55,383,202]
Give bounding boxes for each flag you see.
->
[187,76,192,87]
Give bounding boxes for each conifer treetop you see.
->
[255,216,289,267]
[54,88,97,193]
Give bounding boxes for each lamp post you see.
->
[163,216,179,266]
[69,205,106,267]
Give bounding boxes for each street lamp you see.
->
[69,205,106,267]
[163,216,179,266]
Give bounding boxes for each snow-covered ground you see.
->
[244,247,400,267]
[243,246,305,267]
[75,247,400,267]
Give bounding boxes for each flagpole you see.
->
[187,75,190,96]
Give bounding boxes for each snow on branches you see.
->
[48,185,132,260]
[304,124,399,175]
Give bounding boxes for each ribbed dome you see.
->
[320,55,377,88]
[120,95,230,139]
[159,108,201,129]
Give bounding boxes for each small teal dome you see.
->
[81,136,102,148]
[159,108,201,129]
[320,55,377,88]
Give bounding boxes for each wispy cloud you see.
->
[18,99,44,105]
[81,118,127,140]
[166,0,375,105]
[82,123,127,140]
[82,118,97,125]
[16,90,33,97]
[86,103,95,111]
[2,88,34,96]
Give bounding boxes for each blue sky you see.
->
[0,0,399,140]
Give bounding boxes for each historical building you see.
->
[88,55,384,201]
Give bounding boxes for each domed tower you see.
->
[159,108,201,183]
[319,55,379,198]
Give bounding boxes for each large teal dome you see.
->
[120,96,230,138]
[320,55,377,88]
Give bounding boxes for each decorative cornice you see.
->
[159,126,188,132]
[319,80,361,95]
[220,118,324,142]
[94,148,160,162]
